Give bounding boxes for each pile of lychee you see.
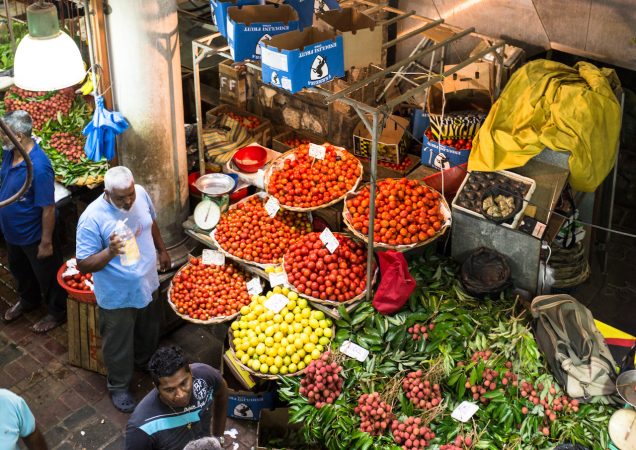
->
[440,435,473,449]
[354,392,394,435]
[402,370,443,410]
[299,353,343,409]
[391,416,435,449]
[407,322,434,341]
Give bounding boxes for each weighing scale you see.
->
[193,173,236,231]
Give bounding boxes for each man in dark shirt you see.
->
[125,345,228,450]
[0,110,66,333]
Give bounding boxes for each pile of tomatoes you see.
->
[346,178,446,247]
[282,135,310,149]
[225,111,261,130]
[169,257,251,321]
[284,232,367,302]
[425,129,473,150]
[61,271,93,292]
[214,196,312,265]
[267,144,361,209]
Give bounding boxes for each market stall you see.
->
[175,1,636,449]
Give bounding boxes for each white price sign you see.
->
[340,340,369,362]
[202,249,225,266]
[320,227,339,253]
[308,143,326,160]
[264,196,280,218]
[246,277,263,296]
[451,401,479,422]
[264,293,289,314]
[269,271,288,287]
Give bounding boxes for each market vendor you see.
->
[125,345,228,450]
[75,166,171,413]
[0,110,67,333]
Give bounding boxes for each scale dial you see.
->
[193,199,221,231]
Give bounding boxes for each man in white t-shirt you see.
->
[0,389,47,450]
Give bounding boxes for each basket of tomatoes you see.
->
[168,256,259,324]
[57,259,95,303]
[343,178,451,251]
[264,143,363,211]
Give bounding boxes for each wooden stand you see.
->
[66,297,106,375]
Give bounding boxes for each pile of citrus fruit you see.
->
[230,286,333,376]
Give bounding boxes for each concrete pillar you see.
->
[105,0,188,248]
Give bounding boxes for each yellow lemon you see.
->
[293,323,303,333]
[282,286,290,296]
[255,343,266,355]
[291,353,301,364]
[286,344,296,356]
[303,326,313,336]
[294,338,304,350]
[267,347,277,357]
[311,349,322,360]
[297,349,307,358]
[297,361,306,371]
[288,291,299,302]
[286,300,296,310]
[314,328,323,337]
[309,334,319,344]
[284,312,295,323]
[304,354,313,365]
[266,356,275,367]
[293,306,302,315]
[251,360,261,371]
[235,349,244,359]
[260,364,269,374]
[240,306,250,315]
[269,365,279,375]
[318,319,328,329]
[279,322,289,334]
[231,321,240,330]
[312,310,325,320]
[323,328,333,338]
[279,365,288,375]
[288,362,297,373]
[240,354,250,365]
[301,308,311,319]
[283,355,291,366]
[258,354,267,364]
[265,266,274,274]
[304,342,315,353]
[274,356,283,368]
[277,346,287,357]
[319,336,330,346]
[246,347,255,356]
[316,344,324,352]
[309,318,320,329]
[264,337,274,347]
[274,331,284,342]
[273,286,282,294]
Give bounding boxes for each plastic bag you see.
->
[372,250,416,315]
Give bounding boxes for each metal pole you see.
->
[3,0,15,54]
[382,18,443,49]
[193,42,206,175]
[366,112,380,301]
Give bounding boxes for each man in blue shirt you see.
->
[0,388,48,450]
[0,111,67,333]
[76,166,171,413]
[125,345,228,450]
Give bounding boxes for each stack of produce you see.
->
[4,86,73,129]
[345,178,448,248]
[169,256,251,322]
[267,143,362,209]
[224,111,262,130]
[284,232,368,302]
[213,195,312,265]
[279,255,616,450]
[425,128,473,151]
[230,287,333,376]
[299,352,343,408]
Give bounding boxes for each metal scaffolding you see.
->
[192,1,505,302]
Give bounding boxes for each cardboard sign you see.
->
[269,271,288,287]
[264,196,280,218]
[202,249,225,266]
[264,293,289,313]
[247,277,263,296]
[340,340,368,362]
[260,27,344,93]
[210,0,264,38]
[319,227,339,253]
[227,4,300,62]
[451,401,479,422]
[308,143,326,159]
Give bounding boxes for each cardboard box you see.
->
[206,103,272,146]
[223,349,276,421]
[352,115,410,164]
[219,59,247,107]
[210,0,263,38]
[227,5,300,62]
[260,27,344,94]
[283,0,314,29]
[411,108,430,141]
[256,408,308,450]
[272,129,325,152]
[315,7,382,69]
[421,134,470,170]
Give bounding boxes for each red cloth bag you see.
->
[372,250,416,314]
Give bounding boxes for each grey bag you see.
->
[530,294,617,402]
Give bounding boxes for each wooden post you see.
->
[88,0,113,110]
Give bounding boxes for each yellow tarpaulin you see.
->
[469,60,622,192]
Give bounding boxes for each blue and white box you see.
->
[283,0,314,29]
[421,135,471,170]
[227,5,300,62]
[210,0,263,38]
[259,27,344,94]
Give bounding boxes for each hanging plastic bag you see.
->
[372,250,416,315]
[83,95,129,162]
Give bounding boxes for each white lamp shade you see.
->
[14,32,85,92]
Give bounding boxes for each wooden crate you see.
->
[205,103,272,147]
[66,297,106,375]
[359,154,420,181]
[219,59,247,107]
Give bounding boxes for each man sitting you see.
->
[125,346,228,450]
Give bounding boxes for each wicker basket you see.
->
[167,260,259,325]
[281,233,378,306]
[264,145,363,212]
[342,180,452,252]
[211,192,312,270]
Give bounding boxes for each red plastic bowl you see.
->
[188,171,202,197]
[233,145,267,173]
[57,263,96,303]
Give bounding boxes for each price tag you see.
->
[268,271,288,287]
[264,196,280,218]
[264,293,289,314]
[451,401,479,422]
[308,143,326,160]
[340,340,369,362]
[202,249,225,266]
[246,277,263,296]
[320,227,339,253]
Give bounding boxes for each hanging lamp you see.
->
[13,1,85,91]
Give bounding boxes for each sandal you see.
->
[111,391,137,414]
[32,314,66,334]
[4,302,25,322]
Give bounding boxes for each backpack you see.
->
[530,294,618,402]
